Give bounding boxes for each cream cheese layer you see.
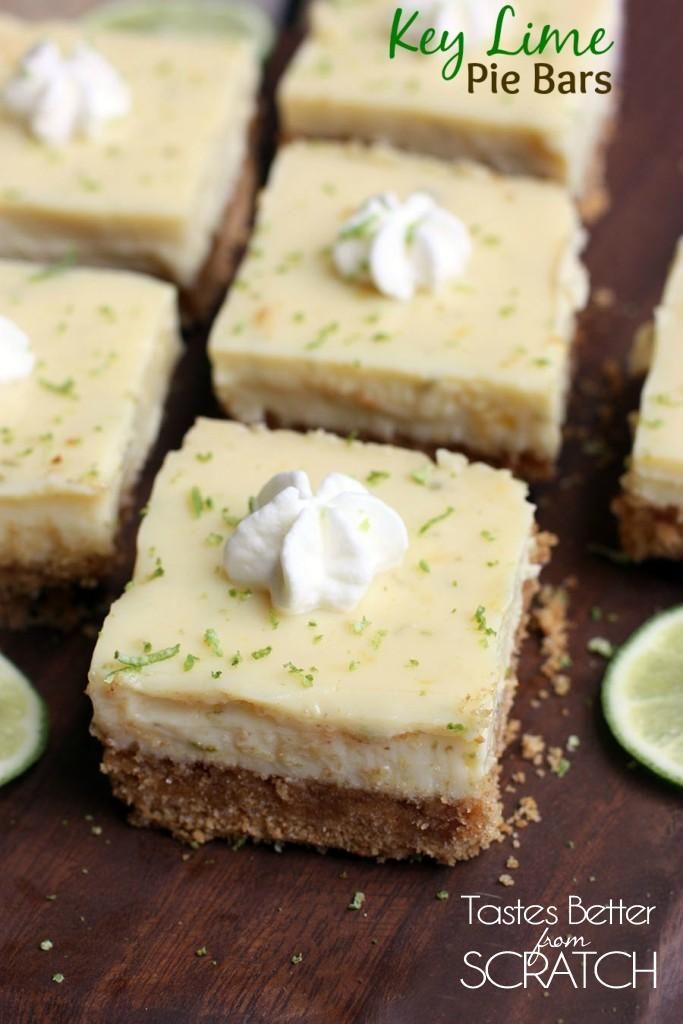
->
[628,239,683,508]
[88,419,539,802]
[0,259,180,563]
[209,141,588,465]
[0,15,259,286]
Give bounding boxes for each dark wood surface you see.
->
[1,2,683,1021]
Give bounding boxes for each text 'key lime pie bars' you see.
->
[279,0,624,216]
[88,419,553,864]
[0,10,262,317]
[209,140,589,477]
[614,238,683,560]
[0,259,180,628]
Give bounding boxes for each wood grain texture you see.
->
[1,1,683,1022]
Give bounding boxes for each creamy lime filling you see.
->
[0,110,253,287]
[88,421,542,802]
[0,16,259,288]
[90,531,537,802]
[280,0,623,198]
[213,221,587,461]
[166,71,256,286]
[627,240,683,510]
[0,283,180,567]
[209,141,588,465]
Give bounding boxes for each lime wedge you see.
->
[82,0,274,57]
[602,606,683,787]
[0,651,48,787]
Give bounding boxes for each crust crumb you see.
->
[553,673,571,697]
[504,718,522,747]
[506,796,541,830]
[521,733,545,766]
[593,286,615,309]
[547,746,568,775]
[532,583,572,692]
[614,490,683,562]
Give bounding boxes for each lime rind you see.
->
[602,606,683,788]
[0,652,48,787]
[82,0,275,57]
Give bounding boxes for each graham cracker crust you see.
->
[613,491,683,562]
[95,531,555,865]
[101,749,502,865]
[1,440,148,631]
[0,553,116,630]
[1,451,140,631]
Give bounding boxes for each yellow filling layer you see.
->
[210,141,588,464]
[88,419,539,800]
[0,259,180,564]
[279,0,623,196]
[628,239,683,508]
[0,15,259,286]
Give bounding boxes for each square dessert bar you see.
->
[0,14,260,318]
[279,0,624,214]
[614,239,683,560]
[209,141,588,477]
[0,259,180,627]
[88,418,552,864]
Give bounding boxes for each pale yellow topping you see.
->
[0,258,176,498]
[630,239,683,506]
[209,141,587,462]
[89,418,536,741]
[280,0,623,193]
[0,15,258,284]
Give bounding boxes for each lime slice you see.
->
[82,0,274,57]
[0,651,48,787]
[602,606,683,787]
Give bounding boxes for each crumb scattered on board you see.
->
[532,582,573,696]
[496,576,580,886]
[593,286,615,310]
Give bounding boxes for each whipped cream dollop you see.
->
[3,40,131,146]
[224,471,409,615]
[402,0,495,45]
[333,192,472,301]
[0,315,35,383]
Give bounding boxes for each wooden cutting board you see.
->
[1,2,682,1021]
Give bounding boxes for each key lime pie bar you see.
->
[209,141,588,477]
[0,259,180,627]
[88,418,552,864]
[615,239,683,560]
[279,0,623,214]
[0,14,260,318]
